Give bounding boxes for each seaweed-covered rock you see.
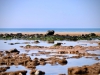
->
[48,40,54,43]
[16,33,22,36]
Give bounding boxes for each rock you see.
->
[95,57,99,60]
[30,70,45,75]
[68,63,100,75]
[35,70,45,75]
[15,42,20,44]
[48,41,54,43]
[30,69,36,75]
[20,46,24,48]
[39,59,46,65]
[5,48,20,54]
[0,67,10,72]
[98,42,100,45]
[46,30,55,35]
[54,43,62,46]
[0,70,27,75]
[10,48,19,53]
[90,33,96,36]
[16,33,22,36]
[34,40,40,43]
[70,56,82,59]
[23,42,30,44]
[57,58,68,65]
[25,45,31,48]
[68,67,87,74]
[58,51,66,54]
[59,74,66,75]
[8,43,14,45]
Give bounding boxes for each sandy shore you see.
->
[0,32,100,36]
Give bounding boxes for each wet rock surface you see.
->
[30,70,45,75]
[0,67,10,72]
[0,49,100,75]
[21,45,100,57]
[68,62,100,75]
[0,70,27,75]
[0,38,100,75]
[5,48,20,54]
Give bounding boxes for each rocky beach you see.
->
[0,31,100,75]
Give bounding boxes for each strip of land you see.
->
[0,32,100,36]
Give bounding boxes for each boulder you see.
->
[46,30,55,35]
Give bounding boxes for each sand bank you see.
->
[0,32,100,36]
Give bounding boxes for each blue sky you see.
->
[0,0,100,28]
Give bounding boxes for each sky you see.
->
[0,0,100,28]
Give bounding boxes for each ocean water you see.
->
[0,28,100,32]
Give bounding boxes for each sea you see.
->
[0,28,100,32]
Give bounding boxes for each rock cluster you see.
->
[0,32,99,41]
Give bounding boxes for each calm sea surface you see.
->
[0,28,100,32]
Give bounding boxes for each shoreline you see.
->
[0,32,100,36]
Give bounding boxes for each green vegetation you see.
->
[0,33,100,41]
